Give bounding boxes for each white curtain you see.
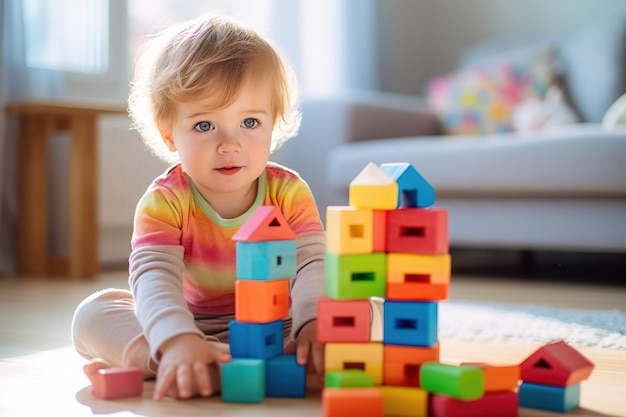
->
[0,0,63,275]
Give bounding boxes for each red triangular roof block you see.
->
[520,340,594,386]
[232,205,296,242]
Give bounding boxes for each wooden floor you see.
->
[1,258,625,417]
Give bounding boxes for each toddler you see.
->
[71,14,326,401]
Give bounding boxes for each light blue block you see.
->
[229,320,284,359]
[383,301,438,347]
[519,382,580,412]
[380,162,435,208]
[236,240,296,280]
[265,354,306,397]
[221,359,265,403]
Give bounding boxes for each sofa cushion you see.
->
[427,44,556,136]
[558,16,626,123]
[327,125,626,197]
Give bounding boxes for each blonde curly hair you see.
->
[128,15,301,163]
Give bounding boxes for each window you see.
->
[20,0,128,100]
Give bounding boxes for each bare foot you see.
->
[83,358,111,385]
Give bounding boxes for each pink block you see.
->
[92,367,144,400]
[317,297,371,343]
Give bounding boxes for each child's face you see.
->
[163,77,273,212]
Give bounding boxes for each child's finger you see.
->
[296,339,311,366]
[192,362,212,397]
[153,366,176,401]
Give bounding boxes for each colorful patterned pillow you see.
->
[427,48,556,135]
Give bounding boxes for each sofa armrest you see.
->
[272,90,438,220]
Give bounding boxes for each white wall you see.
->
[377,0,626,95]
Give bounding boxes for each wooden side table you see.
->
[5,101,127,277]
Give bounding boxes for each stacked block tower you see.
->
[221,206,307,403]
[318,161,595,417]
[320,161,453,416]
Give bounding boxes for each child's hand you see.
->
[290,320,325,383]
[153,333,231,401]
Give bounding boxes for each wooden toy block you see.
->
[232,205,296,241]
[325,342,384,384]
[387,253,451,285]
[372,210,387,252]
[383,300,438,347]
[349,162,398,210]
[265,354,306,398]
[369,296,384,342]
[430,391,518,417]
[221,358,265,403]
[419,362,485,401]
[383,344,440,387]
[326,206,373,254]
[322,388,384,417]
[236,240,296,280]
[324,252,386,300]
[325,369,375,388]
[520,340,594,386]
[317,296,371,343]
[386,208,449,255]
[519,381,580,412]
[235,279,289,323]
[90,366,143,400]
[462,362,520,392]
[380,386,428,417]
[386,281,449,301]
[379,162,435,209]
[229,319,284,359]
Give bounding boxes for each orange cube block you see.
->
[384,344,440,387]
[463,362,521,392]
[235,279,290,323]
[323,388,384,417]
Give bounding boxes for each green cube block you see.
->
[419,362,484,401]
[325,369,375,388]
[221,359,265,403]
[324,252,386,300]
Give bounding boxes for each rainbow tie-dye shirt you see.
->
[131,162,325,317]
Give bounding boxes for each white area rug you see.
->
[440,301,626,350]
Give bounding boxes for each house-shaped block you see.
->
[326,206,373,254]
[349,162,398,210]
[232,205,296,242]
[520,340,594,386]
[235,240,296,280]
[380,162,435,208]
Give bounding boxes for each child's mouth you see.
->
[216,166,242,175]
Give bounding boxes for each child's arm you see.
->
[289,233,326,381]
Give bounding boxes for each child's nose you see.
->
[217,134,241,154]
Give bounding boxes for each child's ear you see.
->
[158,126,176,152]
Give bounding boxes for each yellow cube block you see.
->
[326,206,374,254]
[387,253,451,284]
[325,342,384,385]
[380,386,428,417]
[349,162,398,210]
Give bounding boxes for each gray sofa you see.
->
[274,18,626,254]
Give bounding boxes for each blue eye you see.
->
[242,118,259,129]
[194,121,213,132]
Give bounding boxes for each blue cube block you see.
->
[519,382,580,412]
[236,240,297,280]
[265,354,306,398]
[229,320,284,359]
[383,301,438,347]
[221,359,265,403]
